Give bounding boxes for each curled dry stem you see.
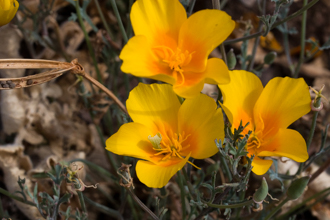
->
[0,58,127,114]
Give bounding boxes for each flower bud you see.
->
[227,48,237,70]
[287,176,310,200]
[253,177,268,204]
[264,52,277,65]
[0,0,19,27]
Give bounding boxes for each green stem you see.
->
[84,195,124,220]
[188,0,197,16]
[306,111,319,151]
[282,22,295,74]
[206,199,253,209]
[75,0,103,83]
[264,198,290,220]
[177,171,186,220]
[219,156,232,182]
[94,0,114,39]
[272,0,319,30]
[0,187,36,207]
[77,191,87,216]
[109,0,128,43]
[293,0,308,78]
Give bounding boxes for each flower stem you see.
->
[213,0,227,65]
[109,0,128,43]
[264,197,290,220]
[94,0,114,40]
[293,0,308,78]
[77,191,88,216]
[206,199,253,209]
[188,0,197,16]
[75,0,103,83]
[177,171,186,219]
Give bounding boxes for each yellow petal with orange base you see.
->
[253,77,311,134]
[126,83,180,133]
[258,129,309,162]
[179,10,235,72]
[130,0,187,47]
[178,93,223,159]
[219,70,263,129]
[204,58,230,85]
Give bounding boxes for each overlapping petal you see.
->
[130,0,186,46]
[258,129,309,162]
[126,83,181,132]
[136,154,190,188]
[251,157,273,175]
[178,10,235,72]
[219,70,263,128]
[178,94,223,159]
[253,77,311,133]
[204,58,230,85]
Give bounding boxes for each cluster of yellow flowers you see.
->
[0,0,19,27]
[106,0,311,188]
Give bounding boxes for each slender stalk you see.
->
[310,156,330,183]
[94,0,114,39]
[109,0,128,43]
[306,111,319,151]
[213,0,227,65]
[84,195,124,220]
[206,199,253,209]
[272,0,319,30]
[264,198,290,220]
[282,22,295,74]
[223,31,263,45]
[247,0,266,72]
[77,191,87,215]
[0,187,36,207]
[188,0,197,16]
[127,188,160,220]
[219,156,232,182]
[177,171,186,220]
[75,0,103,83]
[293,0,308,78]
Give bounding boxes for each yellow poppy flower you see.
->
[219,71,310,175]
[0,0,19,27]
[106,83,224,188]
[120,0,235,98]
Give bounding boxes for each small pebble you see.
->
[8,83,16,89]
[1,84,9,88]
[27,79,33,85]
[6,80,12,84]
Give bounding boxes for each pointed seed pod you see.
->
[287,176,310,200]
[264,52,277,65]
[253,177,268,204]
[227,48,237,70]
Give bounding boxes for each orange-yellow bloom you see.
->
[106,83,224,188]
[0,0,19,27]
[120,0,235,98]
[219,71,310,175]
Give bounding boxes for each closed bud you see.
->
[287,176,310,200]
[227,48,237,70]
[264,52,277,65]
[253,177,268,204]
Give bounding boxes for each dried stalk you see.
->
[0,58,127,114]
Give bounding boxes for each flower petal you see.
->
[105,122,156,162]
[219,70,263,129]
[179,10,235,72]
[252,157,273,175]
[253,77,311,133]
[120,35,175,84]
[173,77,205,98]
[136,154,190,188]
[127,83,181,132]
[130,0,187,46]
[178,93,223,159]
[204,58,230,85]
[0,0,19,26]
[258,129,309,162]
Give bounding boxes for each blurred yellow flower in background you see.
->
[120,0,235,98]
[0,0,19,27]
[219,71,311,175]
[106,83,224,188]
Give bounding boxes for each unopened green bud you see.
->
[227,48,237,70]
[253,177,268,204]
[287,176,310,200]
[264,51,277,65]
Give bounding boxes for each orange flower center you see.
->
[153,46,195,85]
[148,131,200,169]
